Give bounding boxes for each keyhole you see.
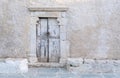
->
[47,32,50,36]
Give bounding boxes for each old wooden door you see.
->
[36,18,60,63]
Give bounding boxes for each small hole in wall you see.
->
[70,64,73,67]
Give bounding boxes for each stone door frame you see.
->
[28,7,69,65]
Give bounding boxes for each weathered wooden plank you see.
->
[40,40,48,62]
[48,18,60,38]
[37,18,60,63]
[39,19,48,62]
[49,39,60,62]
[48,18,60,62]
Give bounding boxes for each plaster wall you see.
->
[0,0,120,59]
[0,0,29,58]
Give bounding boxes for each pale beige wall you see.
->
[0,0,30,58]
[30,0,120,59]
[0,0,120,59]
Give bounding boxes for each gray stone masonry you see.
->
[0,68,120,78]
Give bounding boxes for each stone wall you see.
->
[0,0,120,59]
[67,58,120,73]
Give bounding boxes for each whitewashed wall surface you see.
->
[0,0,120,59]
[0,0,29,58]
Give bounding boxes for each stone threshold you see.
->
[28,62,65,68]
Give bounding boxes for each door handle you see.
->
[46,32,50,36]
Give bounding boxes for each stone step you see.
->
[28,63,64,68]
[0,58,28,73]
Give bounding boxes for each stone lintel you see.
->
[28,7,68,12]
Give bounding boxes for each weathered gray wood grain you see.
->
[36,18,60,63]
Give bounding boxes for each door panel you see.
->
[49,39,60,62]
[37,19,48,62]
[36,18,60,63]
[48,18,60,62]
[48,18,60,38]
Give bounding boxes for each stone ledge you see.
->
[28,63,64,68]
[66,58,120,73]
[28,7,68,12]
[0,58,28,73]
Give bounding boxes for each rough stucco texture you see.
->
[0,0,120,59]
[0,0,29,58]
[30,0,120,59]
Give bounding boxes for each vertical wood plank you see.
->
[39,18,48,62]
[49,39,60,62]
[48,18,60,62]
[48,18,60,38]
